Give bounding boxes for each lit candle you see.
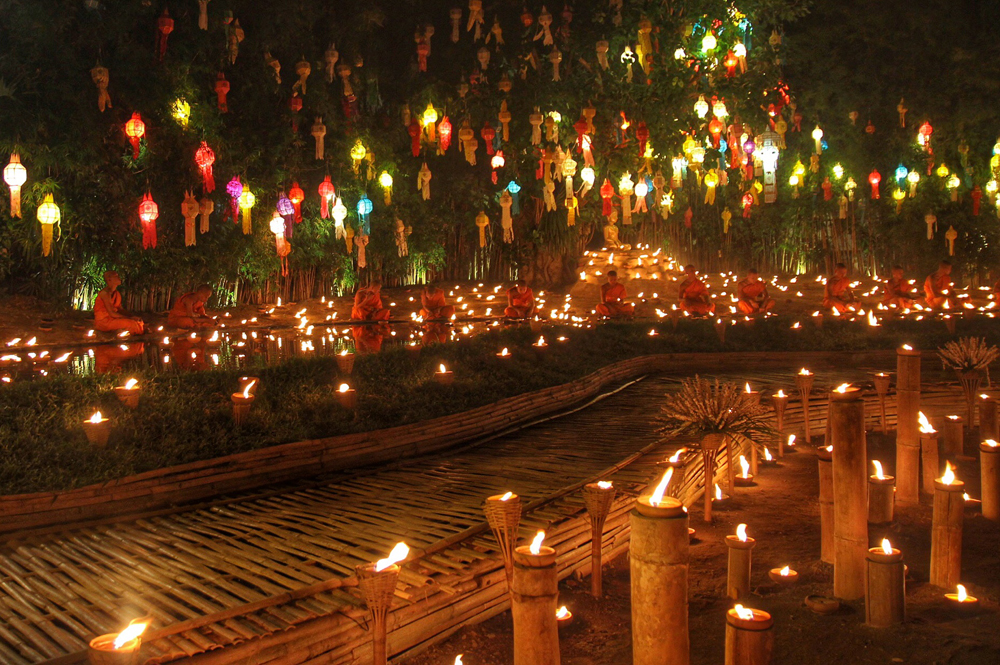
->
[725,524,755,599]
[356,542,409,665]
[336,349,356,375]
[735,454,754,486]
[931,462,965,588]
[636,468,683,517]
[87,620,149,661]
[944,584,980,609]
[231,379,256,426]
[865,538,905,627]
[82,410,111,447]
[768,564,799,585]
[336,382,357,410]
[725,604,773,663]
[435,363,454,385]
[555,605,574,627]
[114,377,141,409]
[497,347,512,358]
[868,460,896,524]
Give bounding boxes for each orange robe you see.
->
[737,280,772,314]
[505,287,535,318]
[352,289,391,321]
[168,293,213,329]
[883,278,914,308]
[822,278,854,313]
[94,290,145,334]
[679,278,714,315]
[419,290,455,320]
[924,273,953,308]
[597,283,634,317]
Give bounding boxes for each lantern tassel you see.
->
[9,187,20,218]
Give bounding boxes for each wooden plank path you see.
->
[0,361,967,665]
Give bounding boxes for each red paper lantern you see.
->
[215,73,230,113]
[289,182,305,223]
[194,142,216,193]
[438,116,453,152]
[724,50,738,77]
[573,117,588,152]
[408,119,422,157]
[481,122,496,155]
[741,192,754,218]
[600,178,615,216]
[156,10,174,61]
[635,121,649,157]
[869,169,881,199]
[318,176,335,219]
[138,192,159,249]
[124,112,145,160]
[490,151,505,184]
[707,117,724,148]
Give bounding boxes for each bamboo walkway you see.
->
[0,362,967,665]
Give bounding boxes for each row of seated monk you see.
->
[94,271,215,334]
[351,280,540,321]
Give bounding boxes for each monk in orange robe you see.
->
[419,285,455,320]
[504,280,536,319]
[352,324,385,354]
[678,265,714,316]
[822,263,856,313]
[883,266,915,309]
[94,271,146,335]
[352,283,391,321]
[924,260,954,309]
[168,284,215,329]
[736,269,775,315]
[596,271,635,318]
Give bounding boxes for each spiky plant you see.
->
[658,377,775,446]
[937,337,1000,373]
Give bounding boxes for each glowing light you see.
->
[940,461,956,485]
[735,523,748,542]
[500,491,514,501]
[649,468,674,506]
[872,460,885,479]
[881,538,892,555]
[88,411,104,424]
[113,621,148,650]
[375,542,409,572]
[918,411,936,434]
[733,604,754,620]
[529,530,546,554]
[597,481,613,489]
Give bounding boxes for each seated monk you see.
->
[597,270,635,318]
[736,269,775,315]
[883,265,916,309]
[504,280,536,319]
[924,260,955,309]
[94,270,146,335]
[822,263,856,314]
[678,264,715,316]
[419,285,455,321]
[352,282,391,321]
[167,284,216,330]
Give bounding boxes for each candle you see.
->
[511,531,560,665]
[82,411,111,447]
[725,524,755,599]
[357,542,409,665]
[336,383,358,410]
[435,363,454,385]
[637,468,684,517]
[114,378,141,409]
[497,347,512,359]
[725,604,773,664]
[865,538,905,627]
[735,454,754,486]
[761,448,777,466]
[931,462,965,588]
[944,584,980,608]
[231,379,256,426]
[768,565,799,585]
[87,620,149,663]
[555,605,574,628]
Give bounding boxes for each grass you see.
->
[1,316,997,495]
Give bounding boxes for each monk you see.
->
[736,269,775,315]
[167,284,215,329]
[924,260,955,309]
[504,280,536,319]
[597,271,635,318]
[352,282,391,321]
[883,266,916,309]
[678,265,714,316]
[822,263,856,314]
[94,271,146,335]
[419,285,455,321]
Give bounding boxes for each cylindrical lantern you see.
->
[726,524,755,600]
[896,347,921,505]
[868,461,895,524]
[930,464,964,588]
[512,535,560,665]
[865,540,905,627]
[981,440,999,521]
[4,153,27,218]
[724,605,773,665]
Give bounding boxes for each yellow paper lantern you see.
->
[172,98,191,127]
[936,163,949,178]
[36,193,60,257]
[4,153,27,218]
[238,190,255,234]
[379,171,393,205]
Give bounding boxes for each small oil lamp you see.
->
[336,382,357,410]
[944,583,979,609]
[336,349,355,374]
[735,454,754,485]
[555,604,574,628]
[497,347,512,359]
[768,564,799,585]
[83,410,111,447]
[435,363,454,385]
[114,378,141,408]
[88,619,149,664]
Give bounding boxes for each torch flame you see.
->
[745,382,752,393]
[89,411,103,424]
[985,439,999,448]
[799,368,811,376]
[555,605,570,619]
[500,491,514,501]
[649,468,674,506]
[881,538,892,555]
[872,460,885,479]
[597,481,613,489]
[124,378,138,390]
[776,389,786,398]
[338,383,350,393]
[668,447,686,463]
[779,565,791,576]
[918,411,936,434]
[715,484,723,500]
[733,604,754,620]
[739,455,750,478]
[940,461,956,485]
[113,620,148,650]
[439,363,448,373]
[956,584,968,602]
[787,434,796,447]
[736,523,748,542]
[834,383,851,393]
[455,656,463,665]
[242,380,256,399]
[375,542,409,572]
[868,310,879,326]
[764,448,773,461]
[529,530,545,554]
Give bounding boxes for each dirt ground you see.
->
[404,431,1000,665]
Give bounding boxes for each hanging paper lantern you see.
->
[182,191,199,246]
[635,122,649,158]
[269,213,290,275]
[475,210,489,248]
[332,196,347,238]
[507,179,522,215]
[318,176,336,218]
[936,163,950,179]
[238,189,255,234]
[693,95,709,119]
[490,151,505,184]
[289,95,303,132]
[869,170,881,199]
[357,194,373,234]
[701,31,717,52]
[277,193,295,238]
[892,188,906,213]
[350,140,367,173]
[906,170,920,197]
[172,98,190,127]
[422,103,438,142]
[289,182,305,223]
[4,154,27,218]
[741,191,754,218]
[138,192,159,249]
[156,9,174,61]
[707,117,724,147]
[408,119,422,157]
[723,50,738,76]
[481,122,496,156]
[810,126,824,154]
[438,116,453,152]
[124,112,145,160]
[36,193,60,256]
[194,142,216,193]
[215,73,230,113]
[379,171,393,205]
[600,178,615,216]
[918,121,933,151]
[225,176,243,223]
[894,164,909,183]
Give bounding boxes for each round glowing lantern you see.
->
[225,176,243,223]
[36,193,60,256]
[238,189,255,234]
[379,171,394,205]
[356,194,373,235]
[124,112,145,160]
[138,192,159,249]
[693,95,709,119]
[490,151,505,184]
[894,164,908,182]
[332,196,347,238]
[936,163,950,179]
[868,169,881,200]
[918,121,933,149]
[350,140,367,172]
[708,117,724,147]
[288,182,305,223]
[4,153,27,218]
[194,142,216,192]
[701,31,717,52]
[318,176,336,218]
[276,193,295,238]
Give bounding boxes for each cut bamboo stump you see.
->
[941,416,964,460]
[724,607,773,665]
[725,531,755,600]
[512,546,560,665]
[981,442,1000,521]
[772,393,788,457]
[582,482,616,599]
[872,372,891,433]
[930,477,965,589]
[817,445,835,564]
[484,493,522,588]
[830,387,867,601]
[87,633,142,665]
[795,372,815,444]
[921,433,940,497]
[630,499,690,665]
[979,396,998,442]
[231,393,254,426]
[865,546,905,627]
[868,474,895,524]
[356,562,400,665]
[896,347,921,506]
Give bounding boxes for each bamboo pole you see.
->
[724,607,773,665]
[771,393,788,457]
[896,347,921,506]
[865,545,905,627]
[511,545,560,665]
[930,476,965,589]
[795,372,815,443]
[356,563,400,665]
[920,433,940,497]
[981,441,1000,521]
[725,529,755,601]
[867,472,895,525]
[872,372,891,433]
[941,416,964,460]
[830,387,867,600]
[817,445,834,564]
[979,395,998,442]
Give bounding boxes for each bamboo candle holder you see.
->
[582,481,616,598]
[231,393,254,426]
[725,530,755,600]
[87,633,142,665]
[868,473,895,525]
[981,440,1000,521]
[484,492,522,587]
[865,544,905,627]
[631,496,689,665]
[872,372,892,433]
[921,433,941,497]
[768,567,799,585]
[795,371,815,443]
[830,387,867,601]
[82,414,112,447]
[817,445,835,564]
[434,368,454,385]
[895,346,922,506]
[356,562,401,665]
[512,544,560,665]
[335,385,358,410]
[714,318,726,344]
[979,395,998,441]
[237,376,259,395]
[725,606,773,665]
[942,415,964,459]
[771,392,788,456]
[930,475,965,589]
[114,385,141,409]
[701,433,725,523]
[336,351,356,375]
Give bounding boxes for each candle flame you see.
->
[872,460,885,479]
[242,380,256,399]
[745,382,752,393]
[340,349,349,356]
[375,542,409,572]
[918,411,936,434]
[668,447,686,463]
[536,336,546,346]
[779,565,791,576]
[834,383,851,393]
[902,344,913,351]
[764,448,773,461]
[787,434,796,447]
[597,481,613,489]
[124,378,138,390]
[338,383,350,393]
[940,461,957,485]
[798,368,811,375]
[529,530,545,554]
[881,538,892,555]
[555,605,571,619]
[867,310,879,326]
[500,347,510,356]
[736,523,748,542]
[825,445,833,452]
[715,483,723,500]
[739,455,750,478]
[733,604,754,620]
[956,584,968,602]
[113,620,148,650]
[89,411,103,424]
[500,491,514,501]
[438,363,448,373]
[985,439,999,448]
[776,389,786,398]
[649,468,674,506]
